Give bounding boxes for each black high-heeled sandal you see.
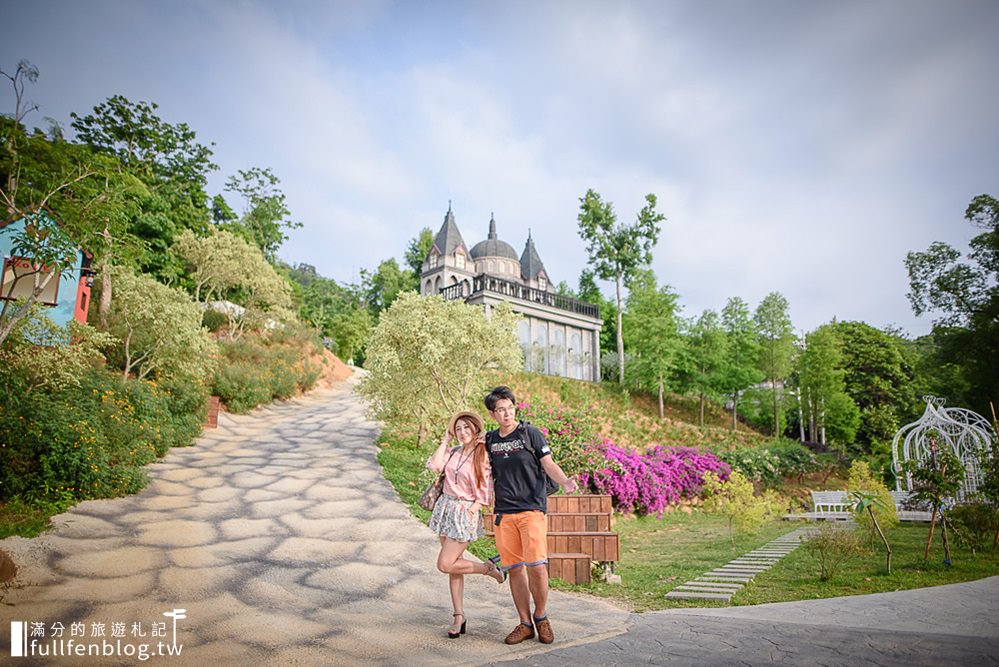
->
[447,612,466,639]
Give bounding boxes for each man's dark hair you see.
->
[484,385,517,411]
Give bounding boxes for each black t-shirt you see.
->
[487,422,551,514]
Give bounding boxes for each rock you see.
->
[0,548,17,583]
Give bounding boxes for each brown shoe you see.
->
[535,617,554,644]
[504,623,535,645]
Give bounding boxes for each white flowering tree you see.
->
[358,292,522,444]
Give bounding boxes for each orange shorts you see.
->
[495,510,547,569]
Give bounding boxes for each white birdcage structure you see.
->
[891,396,997,502]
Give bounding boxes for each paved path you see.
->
[0,377,629,665]
[4,376,998,666]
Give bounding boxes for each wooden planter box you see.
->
[548,553,591,584]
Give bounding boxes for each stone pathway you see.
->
[665,527,819,602]
[0,377,629,666]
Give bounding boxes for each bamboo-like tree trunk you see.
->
[615,272,624,384]
[868,506,892,574]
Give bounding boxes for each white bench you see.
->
[811,490,849,513]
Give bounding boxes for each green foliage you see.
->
[0,365,198,503]
[903,443,966,510]
[702,470,768,539]
[833,321,916,456]
[797,325,860,449]
[754,292,795,436]
[219,166,300,261]
[70,94,217,281]
[0,310,114,394]
[288,263,371,364]
[622,272,683,415]
[212,326,322,413]
[946,502,999,553]
[680,309,728,426]
[720,441,818,488]
[846,461,899,535]
[359,292,522,444]
[802,523,866,581]
[103,265,217,382]
[173,228,295,338]
[577,189,665,384]
[361,258,416,316]
[905,193,999,415]
[515,398,602,476]
[721,297,764,430]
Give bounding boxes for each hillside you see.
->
[488,371,772,452]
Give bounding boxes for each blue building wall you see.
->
[0,214,87,329]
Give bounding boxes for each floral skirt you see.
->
[429,493,484,543]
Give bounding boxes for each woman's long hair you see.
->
[456,416,487,490]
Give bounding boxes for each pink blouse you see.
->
[427,445,493,506]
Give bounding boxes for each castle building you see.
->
[420,206,602,381]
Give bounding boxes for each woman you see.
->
[427,410,505,639]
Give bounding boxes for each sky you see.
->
[2,0,997,338]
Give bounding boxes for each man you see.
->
[484,385,577,645]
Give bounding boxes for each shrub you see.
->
[212,327,323,413]
[0,366,184,502]
[578,440,730,517]
[802,523,866,581]
[516,399,601,476]
[947,502,999,553]
[719,441,818,488]
[702,470,768,539]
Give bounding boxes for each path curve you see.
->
[1,377,630,665]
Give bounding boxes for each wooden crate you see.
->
[547,495,613,514]
[484,511,611,534]
[547,553,591,585]
[547,532,619,562]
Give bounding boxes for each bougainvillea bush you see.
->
[516,399,602,476]
[578,440,731,517]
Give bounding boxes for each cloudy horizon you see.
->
[3,0,997,338]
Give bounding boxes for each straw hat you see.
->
[448,411,485,438]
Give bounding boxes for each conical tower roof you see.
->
[430,203,468,257]
[520,229,547,280]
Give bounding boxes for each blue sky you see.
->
[2,0,997,337]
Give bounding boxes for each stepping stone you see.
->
[719,566,767,573]
[673,586,738,595]
[666,591,732,601]
[677,581,743,590]
[699,575,754,583]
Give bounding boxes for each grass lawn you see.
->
[377,431,999,611]
[553,510,999,611]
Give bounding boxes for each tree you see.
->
[172,228,293,339]
[70,95,218,280]
[288,264,372,363]
[833,321,916,458]
[797,325,859,448]
[685,309,728,426]
[1,62,141,344]
[720,297,763,431]
[622,271,683,418]
[754,292,795,436]
[103,265,216,382]
[357,292,522,445]
[361,258,411,317]
[404,227,434,277]
[220,167,300,261]
[578,268,616,362]
[577,189,664,384]
[905,194,999,414]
